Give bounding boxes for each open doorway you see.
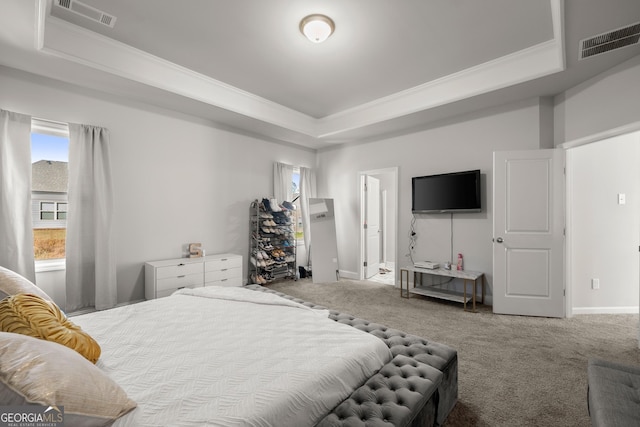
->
[359,167,398,285]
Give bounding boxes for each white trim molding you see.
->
[572,306,639,315]
[36,0,566,144]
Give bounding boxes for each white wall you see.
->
[555,54,640,145]
[552,53,640,314]
[568,132,640,313]
[5,50,640,312]
[317,98,549,301]
[0,66,315,304]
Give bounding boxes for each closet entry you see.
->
[309,198,339,283]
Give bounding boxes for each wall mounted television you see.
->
[412,169,481,213]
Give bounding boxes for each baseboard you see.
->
[339,270,359,280]
[572,306,639,315]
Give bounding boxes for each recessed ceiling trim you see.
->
[39,13,318,137]
[37,0,565,143]
[316,39,565,139]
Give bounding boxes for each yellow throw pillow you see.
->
[0,293,101,363]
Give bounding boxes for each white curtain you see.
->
[299,166,317,256]
[273,162,293,204]
[0,110,35,281]
[66,124,116,311]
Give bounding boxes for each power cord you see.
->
[450,212,454,263]
[408,214,417,264]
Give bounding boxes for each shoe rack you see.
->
[249,199,297,285]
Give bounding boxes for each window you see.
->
[39,201,67,220]
[31,119,69,262]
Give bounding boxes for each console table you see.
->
[400,266,485,312]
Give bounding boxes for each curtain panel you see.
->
[66,124,116,311]
[0,109,35,281]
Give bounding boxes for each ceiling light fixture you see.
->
[300,14,335,43]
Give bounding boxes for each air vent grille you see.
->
[579,22,640,60]
[54,0,117,29]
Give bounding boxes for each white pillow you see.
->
[0,266,53,301]
[0,332,136,426]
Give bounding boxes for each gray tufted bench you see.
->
[247,285,458,426]
[588,358,640,427]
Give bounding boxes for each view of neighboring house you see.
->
[31,160,68,260]
[31,160,68,229]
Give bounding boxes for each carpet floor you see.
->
[268,278,640,427]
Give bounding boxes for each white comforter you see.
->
[73,286,391,427]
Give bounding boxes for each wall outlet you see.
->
[592,278,600,290]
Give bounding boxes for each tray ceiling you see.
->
[1,0,639,148]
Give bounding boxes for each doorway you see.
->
[359,167,398,285]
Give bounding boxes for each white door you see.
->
[365,176,380,278]
[493,149,565,317]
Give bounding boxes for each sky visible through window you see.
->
[292,171,300,195]
[31,133,69,162]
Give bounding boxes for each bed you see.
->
[0,266,457,426]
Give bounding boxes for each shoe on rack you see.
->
[262,198,273,212]
[270,198,282,212]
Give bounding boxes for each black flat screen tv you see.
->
[412,169,481,213]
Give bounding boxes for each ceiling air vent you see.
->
[54,0,117,28]
[579,22,640,60]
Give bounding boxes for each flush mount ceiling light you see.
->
[300,14,335,43]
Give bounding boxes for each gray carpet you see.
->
[269,278,640,427]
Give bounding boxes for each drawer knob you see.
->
[178,263,185,266]
[177,275,185,278]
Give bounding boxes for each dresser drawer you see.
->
[204,255,242,272]
[156,262,202,279]
[156,284,201,299]
[157,273,204,292]
[205,276,243,287]
[205,267,241,283]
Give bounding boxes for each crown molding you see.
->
[37,9,318,137]
[317,38,565,139]
[36,0,564,144]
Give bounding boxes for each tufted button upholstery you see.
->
[246,285,457,427]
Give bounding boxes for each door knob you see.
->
[496,237,504,243]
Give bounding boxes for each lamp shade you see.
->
[300,14,335,43]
